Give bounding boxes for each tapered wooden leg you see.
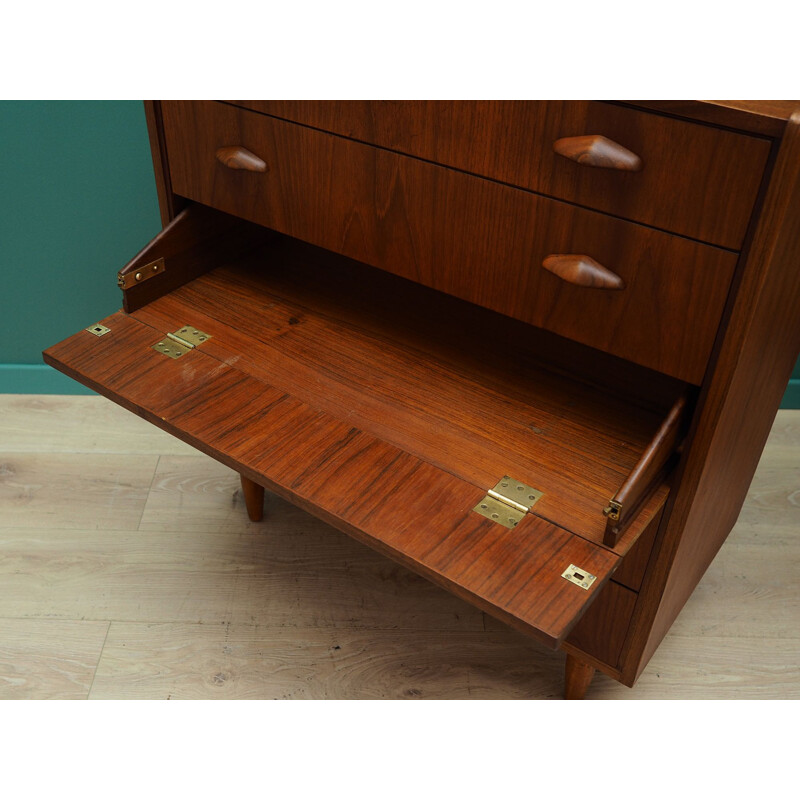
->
[240,474,265,522]
[564,654,596,700]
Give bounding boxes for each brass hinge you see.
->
[153,325,212,359]
[473,475,544,529]
[118,258,165,290]
[603,500,622,522]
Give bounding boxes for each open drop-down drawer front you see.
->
[43,204,690,649]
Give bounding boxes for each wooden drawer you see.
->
[566,580,637,669]
[161,101,739,384]
[44,205,689,652]
[231,100,771,249]
[612,506,662,592]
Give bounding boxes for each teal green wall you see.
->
[0,101,161,393]
[785,360,800,409]
[0,101,797,406]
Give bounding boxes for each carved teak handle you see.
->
[215,146,268,173]
[542,255,625,290]
[553,135,642,171]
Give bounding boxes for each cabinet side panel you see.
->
[620,112,800,685]
[144,100,183,227]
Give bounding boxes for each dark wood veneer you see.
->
[566,580,638,668]
[161,100,738,384]
[42,99,800,698]
[143,101,183,227]
[627,100,799,137]
[126,236,675,548]
[229,100,769,249]
[118,204,273,313]
[604,393,688,546]
[44,310,621,650]
[620,111,800,685]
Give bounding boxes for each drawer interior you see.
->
[44,205,690,649]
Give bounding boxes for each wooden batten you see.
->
[603,393,689,547]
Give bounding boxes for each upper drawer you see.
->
[160,101,739,384]
[230,100,771,250]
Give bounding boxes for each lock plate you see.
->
[561,564,597,590]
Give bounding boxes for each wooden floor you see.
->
[1,394,797,699]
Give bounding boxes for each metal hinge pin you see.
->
[473,476,544,529]
[153,325,212,359]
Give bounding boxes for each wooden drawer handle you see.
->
[553,135,642,172]
[543,255,625,290]
[215,146,268,173]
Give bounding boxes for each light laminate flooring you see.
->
[1,394,798,699]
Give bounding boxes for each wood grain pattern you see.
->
[604,393,687,545]
[565,580,637,667]
[0,394,196,455]
[215,145,268,172]
[117,203,273,313]
[1,396,796,699]
[0,522,487,633]
[89,623,565,700]
[144,101,183,227]
[564,654,595,700]
[160,102,739,383]
[240,474,264,521]
[553,134,642,171]
[610,506,662,592]
[619,112,800,685]
[542,254,625,289]
[0,521,484,631]
[0,619,109,700]
[137,455,285,534]
[43,312,621,649]
[228,100,769,249]
[626,100,800,138]
[673,539,800,638]
[735,450,800,530]
[612,395,687,512]
[127,236,677,546]
[0,452,157,530]
[36,99,800,697]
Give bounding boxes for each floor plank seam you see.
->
[1,397,798,699]
[135,454,162,531]
[85,620,112,700]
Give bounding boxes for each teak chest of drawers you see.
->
[44,100,800,698]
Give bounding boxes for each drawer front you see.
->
[612,506,662,592]
[565,580,637,668]
[231,100,770,249]
[161,101,739,383]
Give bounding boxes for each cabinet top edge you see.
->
[150,99,800,138]
[624,100,800,137]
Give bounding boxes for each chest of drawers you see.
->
[44,100,800,698]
